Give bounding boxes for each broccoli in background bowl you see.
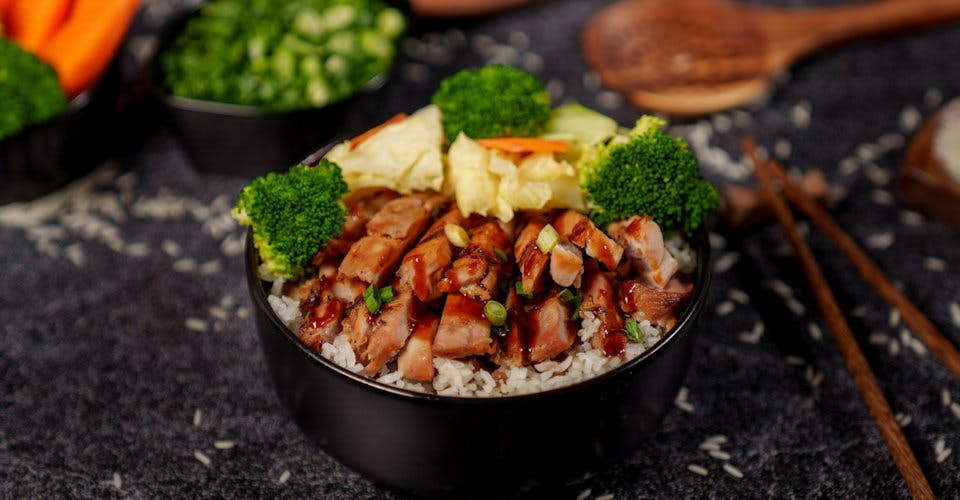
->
[0,39,67,141]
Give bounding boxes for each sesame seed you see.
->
[713,252,740,273]
[950,302,960,328]
[687,464,709,476]
[174,258,197,273]
[716,301,735,316]
[278,470,291,484]
[871,190,894,206]
[194,450,212,467]
[889,309,901,327]
[764,279,793,298]
[869,333,890,345]
[214,440,235,450]
[113,472,122,490]
[199,259,223,275]
[791,101,811,128]
[865,163,892,186]
[193,408,202,427]
[125,242,150,257]
[942,389,952,407]
[951,402,960,419]
[866,232,895,251]
[161,238,182,257]
[209,306,230,320]
[888,340,901,356]
[185,318,209,332]
[786,298,806,316]
[838,157,859,175]
[237,307,250,319]
[709,450,731,461]
[900,210,924,226]
[722,463,744,478]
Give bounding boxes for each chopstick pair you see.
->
[741,136,946,500]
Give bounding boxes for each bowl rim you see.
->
[245,220,712,405]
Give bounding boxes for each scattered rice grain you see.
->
[764,279,793,298]
[278,470,291,484]
[950,302,960,327]
[214,440,235,450]
[546,79,565,100]
[728,288,749,304]
[808,322,823,341]
[713,252,739,273]
[924,257,947,271]
[889,308,901,327]
[774,138,792,159]
[937,448,952,463]
[64,243,86,267]
[237,307,250,319]
[161,239,182,257]
[125,242,150,257]
[943,389,952,407]
[402,63,430,83]
[715,301,735,316]
[785,355,805,366]
[595,494,614,500]
[900,106,921,133]
[868,333,890,345]
[888,339,901,356]
[791,101,811,128]
[866,232,895,250]
[705,435,728,445]
[877,132,905,151]
[951,402,960,419]
[113,472,122,490]
[722,463,744,479]
[935,438,946,455]
[699,442,721,451]
[193,408,202,427]
[811,371,824,388]
[871,190,894,206]
[712,114,732,133]
[786,298,806,316]
[709,450,731,461]
[597,91,623,110]
[895,413,912,427]
[850,305,867,318]
[199,259,222,275]
[185,318,208,332]
[839,157,859,175]
[209,306,230,320]
[925,88,943,109]
[900,210,924,227]
[576,488,592,500]
[193,450,211,467]
[521,52,544,74]
[173,258,197,273]
[732,110,752,128]
[687,464,709,476]
[865,163,892,186]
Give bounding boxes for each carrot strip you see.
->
[6,0,73,51]
[476,137,570,154]
[35,0,141,98]
[350,113,408,149]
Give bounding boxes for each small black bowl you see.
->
[150,5,406,178]
[245,226,711,496]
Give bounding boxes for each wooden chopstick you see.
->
[758,155,960,381]
[743,137,934,500]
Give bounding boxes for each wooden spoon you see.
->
[582,0,960,116]
[899,98,960,230]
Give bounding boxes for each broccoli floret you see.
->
[580,115,719,234]
[0,39,67,141]
[232,160,349,279]
[431,65,551,142]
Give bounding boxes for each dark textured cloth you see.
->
[2,0,960,497]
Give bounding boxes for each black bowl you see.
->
[0,52,130,205]
[150,5,406,178]
[245,225,711,496]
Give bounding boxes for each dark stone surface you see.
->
[2,0,959,498]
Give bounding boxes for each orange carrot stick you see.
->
[35,0,140,98]
[7,0,73,51]
[476,137,570,154]
[350,113,408,149]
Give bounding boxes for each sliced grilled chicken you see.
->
[312,187,399,266]
[618,278,693,330]
[363,288,418,375]
[438,219,512,302]
[549,241,583,288]
[298,278,345,350]
[492,287,526,367]
[552,210,623,271]
[397,308,440,382]
[607,215,679,289]
[397,206,465,301]
[514,215,551,295]
[342,301,374,364]
[433,293,497,358]
[527,290,578,363]
[338,193,445,288]
[580,261,628,356]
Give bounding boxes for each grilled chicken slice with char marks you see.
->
[363,287,419,375]
[298,278,345,350]
[397,307,441,382]
[514,214,551,295]
[438,218,512,302]
[338,193,446,293]
[433,293,497,358]
[618,278,693,331]
[342,301,374,364]
[552,210,623,271]
[397,206,465,301]
[607,215,680,289]
[527,290,579,363]
[580,261,628,356]
[549,241,583,288]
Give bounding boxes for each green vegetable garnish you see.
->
[625,318,645,344]
[515,281,533,299]
[378,285,394,302]
[535,224,559,254]
[557,288,582,321]
[431,65,551,142]
[483,300,507,326]
[580,115,720,234]
[232,160,349,279]
[0,39,67,141]
[364,283,382,314]
[160,0,406,111]
[493,247,509,263]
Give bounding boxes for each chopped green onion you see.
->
[536,224,559,253]
[364,283,382,314]
[379,285,394,302]
[625,318,645,344]
[493,247,509,263]
[557,288,576,303]
[444,224,470,248]
[515,281,533,298]
[484,300,507,326]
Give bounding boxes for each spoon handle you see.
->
[760,0,960,67]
